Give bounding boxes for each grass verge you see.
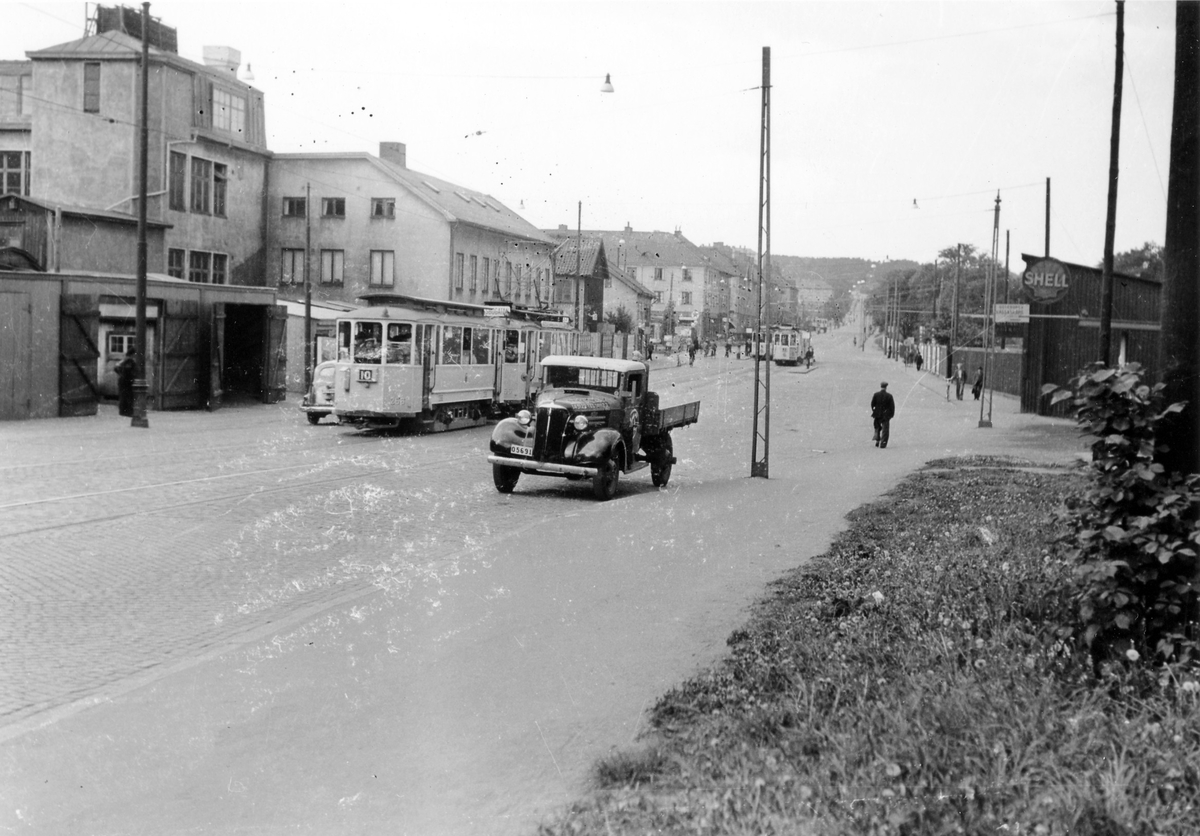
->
[537,457,1200,835]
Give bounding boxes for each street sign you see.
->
[994,303,1030,323]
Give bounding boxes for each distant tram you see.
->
[331,294,579,432]
[770,326,804,365]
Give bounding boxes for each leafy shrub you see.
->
[1044,362,1200,667]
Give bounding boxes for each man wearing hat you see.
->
[870,381,896,448]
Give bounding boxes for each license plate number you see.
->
[510,445,533,457]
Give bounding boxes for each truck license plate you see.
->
[510,445,533,457]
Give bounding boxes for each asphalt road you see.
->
[0,327,1087,835]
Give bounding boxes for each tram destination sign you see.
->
[994,303,1030,323]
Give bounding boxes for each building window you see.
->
[654,267,663,281]
[681,291,692,306]
[469,255,478,292]
[168,152,186,211]
[212,88,246,137]
[505,261,513,297]
[213,163,227,217]
[454,253,464,290]
[482,258,490,297]
[190,157,212,214]
[281,248,304,284]
[188,250,212,283]
[654,291,664,304]
[682,268,692,282]
[320,249,344,285]
[370,250,394,287]
[83,62,100,113]
[1,151,31,196]
[167,248,185,278]
[371,198,395,218]
[321,197,345,218]
[211,253,228,285]
[282,197,306,218]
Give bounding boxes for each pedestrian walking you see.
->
[870,381,896,449]
[953,363,965,400]
[688,342,696,366]
[116,349,137,417]
[914,353,923,372]
[972,366,984,400]
[725,341,731,358]
[805,346,814,368]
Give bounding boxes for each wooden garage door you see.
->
[159,299,200,409]
[0,291,32,420]
[59,294,100,417]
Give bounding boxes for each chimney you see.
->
[380,142,407,168]
[202,46,241,75]
[624,223,632,233]
[558,224,568,231]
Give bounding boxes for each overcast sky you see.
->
[4,1,1178,267]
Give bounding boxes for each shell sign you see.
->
[1022,257,1070,303]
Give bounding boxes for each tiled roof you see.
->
[378,159,552,244]
[28,30,151,59]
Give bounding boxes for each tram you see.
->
[770,326,804,365]
[331,294,579,432]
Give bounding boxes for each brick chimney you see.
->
[380,142,406,168]
[624,223,632,233]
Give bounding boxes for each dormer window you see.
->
[212,88,246,136]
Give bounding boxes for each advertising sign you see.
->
[994,303,1031,323]
[1022,257,1070,304]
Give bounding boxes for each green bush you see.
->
[1044,362,1200,667]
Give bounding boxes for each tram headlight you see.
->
[572,414,589,432]
[516,409,532,426]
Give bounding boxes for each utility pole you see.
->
[980,192,1000,429]
[304,182,312,393]
[751,46,771,479]
[949,244,961,378]
[131,1,151,428]
[1098,0,1125,364]
[1045,177,1051,257]
[575,201,583,335]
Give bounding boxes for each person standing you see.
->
[870,381,895,448]
[972,366,984,400]
[915,353,923,372]
[116,348,137,417]
[953,362,965,400]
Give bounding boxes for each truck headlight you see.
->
[516,409,532,426]
[573,414,589,432]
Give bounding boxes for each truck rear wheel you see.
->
[592,455,620,500]
[493,464,520,494]
[651,435,674,487]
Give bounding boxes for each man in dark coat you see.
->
[870,381,896,448]
[116,349,137,417]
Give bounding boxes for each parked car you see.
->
[300,360,339,424]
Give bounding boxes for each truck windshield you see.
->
[545,366,620,393]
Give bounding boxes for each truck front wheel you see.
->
[592,454,621,500]
[493,464,520,493]
[651,435,674,487]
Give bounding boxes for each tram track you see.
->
[0,449,483,540]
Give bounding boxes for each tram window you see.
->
[441,326,464,364]
[337,321,352,361]
[386,323,413,364]
[353,322,382,363]
[503,330,521,362]
[472,329,491,364]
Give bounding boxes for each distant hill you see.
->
[774,255,923,298]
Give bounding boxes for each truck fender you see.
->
[579,428,625,467]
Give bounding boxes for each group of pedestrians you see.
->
[950,362,984,401]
